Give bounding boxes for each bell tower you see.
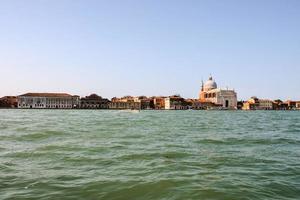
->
[199,79,206,101]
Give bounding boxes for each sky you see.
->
[0,0,299,100]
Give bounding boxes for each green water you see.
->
[0,110,299,200]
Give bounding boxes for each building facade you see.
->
[164,95,189,110]
[132,96,154,110]
[273,100,288,110]
[109,101,141,109]
[297,102,300,110]
[18,93,80,109]
[109,96,141,110]
[199,76,237,109]
[258,99,273,110]
[80,94,110,109]
[242,97,273,110]
[153,97,166,110]
[286,100,300,110]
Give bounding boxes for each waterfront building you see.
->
[135,96,154,110]
[297,102,300,110]
[190,100,203,110]
[153,97,166,110]
[286,100,298,110]
[242,97,259,110]
[80,94,110,109]
[0,96,18,108]
[237,101,245,110]
[114,96,135,102]
[109,101,141,109]
[199,76,237,109]
[187,99,219,110]
[258,99,273,110]
[273,100,288,110]
[242,97,273,110]
[17,93,80,109]
[109,96,141,110]
[185,99,199,109]
[164,95,189,110]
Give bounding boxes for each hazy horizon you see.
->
[1,0,300,100]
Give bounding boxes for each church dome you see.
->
[204,76,217,91]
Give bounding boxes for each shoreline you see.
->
[0,108,299,111]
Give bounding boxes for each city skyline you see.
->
[1,0,300,100]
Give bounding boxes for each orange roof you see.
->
[19,93,73,97]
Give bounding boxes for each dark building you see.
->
[286,100,298,110]
[0,96,18,108]
[237,101,245,110]
[137,96,154,110]
[80,94,110,109]
[273,100,288,110]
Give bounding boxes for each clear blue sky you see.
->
[0,0,299,100]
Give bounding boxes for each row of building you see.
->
[107,76,237,110]
[239,97,300,110]
[0,76,299,110]
[0,76,237,110]
[0,93,208,110]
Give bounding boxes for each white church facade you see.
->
[199,76,237,109]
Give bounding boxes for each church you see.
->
[199,76,237,109]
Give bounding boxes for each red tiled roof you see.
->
[19,93,73,97]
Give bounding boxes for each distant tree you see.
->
[172,94,181,97]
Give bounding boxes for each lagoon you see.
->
[0,110,299,200]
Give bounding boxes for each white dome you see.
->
[204,76,217,91]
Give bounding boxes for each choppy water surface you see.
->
[0,110,299,200]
